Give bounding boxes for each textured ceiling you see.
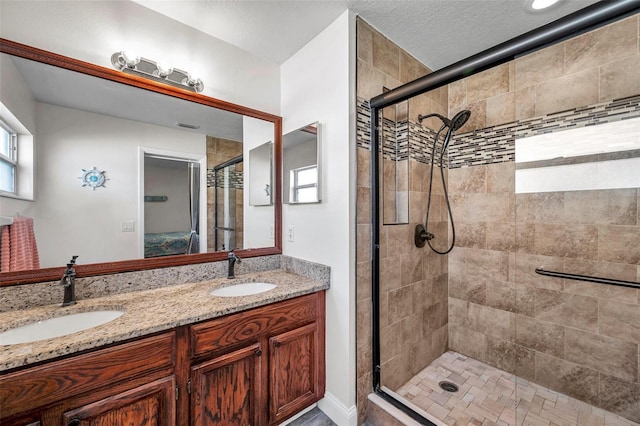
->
[134,0,601,70]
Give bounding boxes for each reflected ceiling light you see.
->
[530,0,559,10]
[111,51,204,93]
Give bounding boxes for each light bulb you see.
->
[156,60,173,78]
[120,50,140,68]
[183,74,204,92]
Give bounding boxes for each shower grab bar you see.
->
[535,268,640,290]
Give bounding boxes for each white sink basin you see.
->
[210,282,277,297]
[0,310,124,345]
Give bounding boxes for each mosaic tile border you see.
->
[207,168,244,189]
[357,94,640,169]
[358,98,445,166]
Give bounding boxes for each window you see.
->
[291,165,318,203]
[0,120,17,194]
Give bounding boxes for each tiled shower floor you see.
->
[396,351,639,426]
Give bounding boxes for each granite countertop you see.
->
[0,269,329,372]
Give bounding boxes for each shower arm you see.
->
[417,112,451,127]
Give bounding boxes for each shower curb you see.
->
[366,393,447,426]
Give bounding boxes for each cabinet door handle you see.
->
[273,341,281,348]
[67,418,81,426]
[254,348,262,357]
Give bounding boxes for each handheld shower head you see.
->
[450,110,471,132]
[441,109,471,153]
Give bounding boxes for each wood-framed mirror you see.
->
[0,38,282,286]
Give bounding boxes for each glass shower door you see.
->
[213,156,243,251]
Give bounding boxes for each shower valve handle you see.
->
[414,224,434,248]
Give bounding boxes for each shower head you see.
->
[450,110,471,132]
[441,110,471,153]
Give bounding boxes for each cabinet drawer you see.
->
[0,331,176,419]
[62,376,176,425]
[190,293,319,358]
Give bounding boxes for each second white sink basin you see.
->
[210,282,277,297]
[0,310,124,346]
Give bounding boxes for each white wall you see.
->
[281,11,357,425]
[33,103,204,268]
[0,0,280,113]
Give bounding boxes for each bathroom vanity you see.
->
[0,271,327,426]
[0,37,328,425]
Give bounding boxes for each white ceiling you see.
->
[134,0,601,70]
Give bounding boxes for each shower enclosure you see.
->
[364,2,640,425]
[212,155,243,251]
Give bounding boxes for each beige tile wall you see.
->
[357,12,640,426]
[449,165,640,422]
[447,14,640,423]
[355,18,448,425]
[448,15,640,131]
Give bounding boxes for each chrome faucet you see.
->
[227,250,242,279]
[60,255,78,306]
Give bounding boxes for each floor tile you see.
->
[396,351,639,426]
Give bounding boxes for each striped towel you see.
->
[1,216,41,272]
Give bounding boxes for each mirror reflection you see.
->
[0,52,276,271]
[249,141,273,206]
[283,122,321,204]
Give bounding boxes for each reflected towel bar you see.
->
[535,268,640,290]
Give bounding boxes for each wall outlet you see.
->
[121,221,135,232]
[287,226,294,242]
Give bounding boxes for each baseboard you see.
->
[318,392,358,426]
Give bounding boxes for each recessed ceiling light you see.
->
[530,0,559,10]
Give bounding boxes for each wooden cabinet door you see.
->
[268,323,320,425]
[190,343,263,426]
[61,376,175,426]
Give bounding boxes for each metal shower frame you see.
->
[368,1,640,423]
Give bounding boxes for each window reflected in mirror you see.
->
[283,122,321,204]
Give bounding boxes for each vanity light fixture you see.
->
[111,51,204,93]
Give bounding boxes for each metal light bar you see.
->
[111,51,204,93]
